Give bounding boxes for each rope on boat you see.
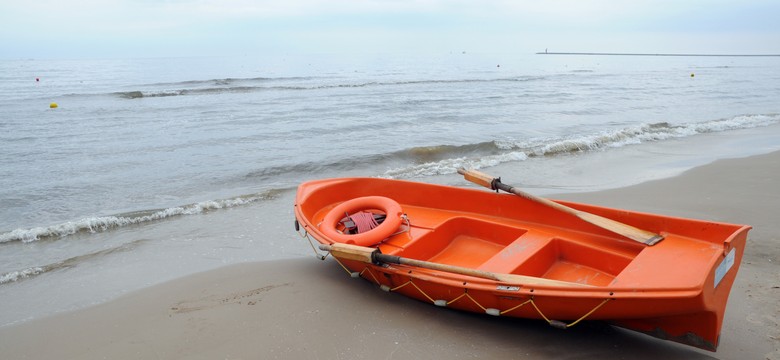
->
[500,299,534,315]
[348,211,379,234]
[384,280,436,303]
[554,298,611,328]
[447,289,486,311]
[390,214,412,238]
[297,223,331,260]
[527,297,612,328]
[298,218,611,328]
[331,254,353,275]
[334,261,612,329]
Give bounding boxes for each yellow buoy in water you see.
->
[50,102,58,109]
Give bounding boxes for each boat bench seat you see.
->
[476,231,554,274]
[379,205,453,254]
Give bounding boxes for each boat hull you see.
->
[294,177,750,351]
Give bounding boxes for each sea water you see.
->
[1,53,779,326]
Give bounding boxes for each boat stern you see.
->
[614,223,751,351]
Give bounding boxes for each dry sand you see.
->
[1,151,778,360]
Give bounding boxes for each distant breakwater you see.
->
[537,52,780,57]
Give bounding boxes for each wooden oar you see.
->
[319,243,592,288]
[457,168,664,246]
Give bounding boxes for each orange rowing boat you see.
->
[293,170,750,351]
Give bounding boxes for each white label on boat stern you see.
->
[714,248,736,288]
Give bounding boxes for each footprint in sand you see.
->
[170,283,291,314]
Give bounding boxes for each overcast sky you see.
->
[2,0,779,59]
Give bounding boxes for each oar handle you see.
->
[319,243,375,263]
[457,168,495,189]
[458,168,567,211]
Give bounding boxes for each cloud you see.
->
[2,0,778,58]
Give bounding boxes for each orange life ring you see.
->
[321,196,403,246]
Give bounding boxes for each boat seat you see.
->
[476,231,554,274]
[379,205,449,254]
[380,205,494,253]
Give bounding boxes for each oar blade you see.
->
[576,212,664,245]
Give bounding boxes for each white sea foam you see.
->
[384,114,780,179]
[383,151,529,178]
[0,267,45,285]
[0,193,272,244]
[536,114,780,155]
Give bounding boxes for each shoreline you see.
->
[1,151,778,359]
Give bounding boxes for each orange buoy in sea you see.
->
[49,102,58,109]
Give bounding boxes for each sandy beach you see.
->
[1,151,778,360]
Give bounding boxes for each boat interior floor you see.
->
[370,205,696,287]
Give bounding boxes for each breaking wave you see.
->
[242,113,780,181]
[0,191,278,244]
[382,114,780,178]
[3,114,776,244]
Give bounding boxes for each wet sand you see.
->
[1,151,778,359]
